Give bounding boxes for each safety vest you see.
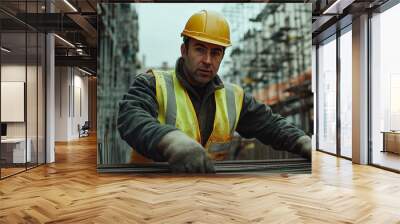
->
[131,69,244,163]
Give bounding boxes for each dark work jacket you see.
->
[117,58,306,161]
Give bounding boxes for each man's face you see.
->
[181,38,225,86]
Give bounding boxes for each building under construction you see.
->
[222,3,313,136]
[218,3,312,160]
[97,3,140,164]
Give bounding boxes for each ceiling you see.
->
[310,0,390,43]
[0,0,97,73]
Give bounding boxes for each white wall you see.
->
[55,66,69,141]
[77,71,89,138]
[55,67,89,141]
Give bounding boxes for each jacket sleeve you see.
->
[235,92,307,154]
[117,73,177,161]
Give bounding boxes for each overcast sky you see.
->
[135,3,225,69]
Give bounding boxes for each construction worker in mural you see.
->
[117,10,311,173]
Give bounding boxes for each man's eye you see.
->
[196,48,206,53]
[212,51,222,57]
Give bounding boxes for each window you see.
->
[317,36,337,154]
[339,28,352,158]
[371,3,400,171]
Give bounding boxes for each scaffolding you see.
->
[222,3,313,135]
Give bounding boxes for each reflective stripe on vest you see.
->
[130,69,244,163]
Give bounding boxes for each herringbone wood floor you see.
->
[1,134,400,224]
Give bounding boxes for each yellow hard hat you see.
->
[181,10,231,47]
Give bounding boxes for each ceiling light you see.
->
[1,47,11,53]
[78,67,93,76]
[54,34,75,48]
[63,0,78,12]
[76,48,85,55]
[322,0,354,15]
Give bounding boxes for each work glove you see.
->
[292,135,312,161]
[158,130,215,173]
